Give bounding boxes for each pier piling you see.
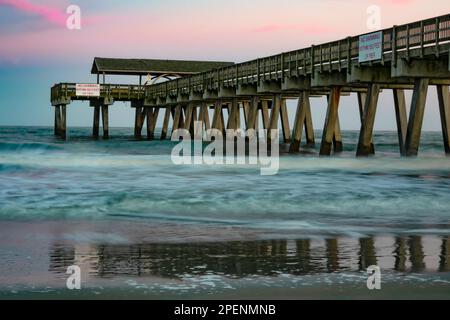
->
[437,85,450,154]
[101,104,109,139]
[393,89,408,156]
[93,106,100,138]
[320,87,342,156]
[405,78,430,156]
[357,84,380,156]
[54,106,61,137]
[160,107,171,140]
[289,91,310,153]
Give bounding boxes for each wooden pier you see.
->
[51,14,450,157]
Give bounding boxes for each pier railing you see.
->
[51,83,146,104]
[146,14,450,98]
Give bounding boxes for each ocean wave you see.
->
[0,163,27,173]
[0,141,63,153]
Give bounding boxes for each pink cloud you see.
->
[379,0,414,5]
[252,23,333,35]
[0,0,68,27]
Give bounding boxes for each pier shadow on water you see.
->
[48,236,450,279]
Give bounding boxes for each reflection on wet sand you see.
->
[49,236,450,280]
[440,237,450,272]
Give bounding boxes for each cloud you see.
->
[379,0,414,5]
[252,23,333,35]
[0,0,68,27]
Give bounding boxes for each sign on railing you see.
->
[359,31,383,63]
[76,84,100,97]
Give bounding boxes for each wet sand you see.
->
[0,220,449,300]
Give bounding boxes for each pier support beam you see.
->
[93,106,100,138]
[184,103,194,131]
[405,78,429,156]
[60,105,67,140]
[247,97,259,130]
[333,114,343,153]
[147,107,160,140]
[440,237,450,272]
[227,98,239,130]
[357,84,381,156]
[325,94,344,153]
[172,105,183,134]
[357,92,374,155]
[101,104,109,139]
[211,101,222,131]
[320,87,342,156]
[191,105,198,136]
[261,100,270,129]
[304,100,315,147]
[290,91,312,153]
[54,105,67,139]
[280,99,291,143]
[268,94,282,142]
[160,107,171,140]
[54,105,61,136]
[198,102,211,132]
[179,106,185,129]
[393,89,408,156]
[243,102,250,129]
[134,107,146,139]
[437,85,450,155]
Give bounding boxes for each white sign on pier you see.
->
[359,31,383,63]
[76,84,100,97]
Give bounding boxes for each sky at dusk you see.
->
[0,0,449,130]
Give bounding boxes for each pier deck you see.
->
[51,14,450,156]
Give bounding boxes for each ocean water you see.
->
[0,126,449,299]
